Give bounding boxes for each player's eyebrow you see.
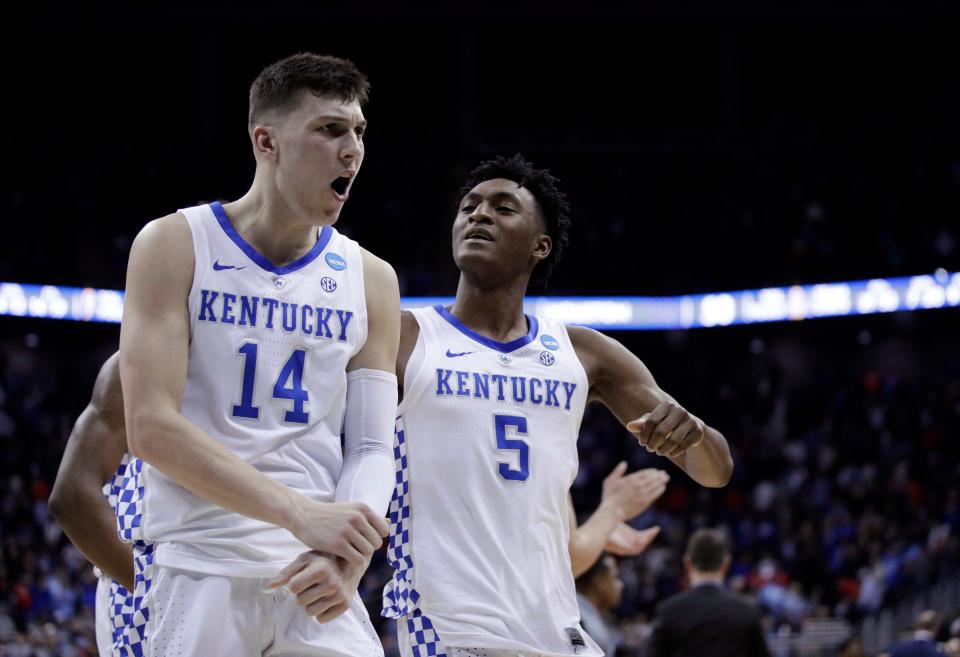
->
[313,115,368,129]
[462,191,523,205]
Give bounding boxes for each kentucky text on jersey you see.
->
[435,368,577,410]
[197,289,353,341]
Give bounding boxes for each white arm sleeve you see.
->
[336,368,398,517]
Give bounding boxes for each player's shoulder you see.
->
[357,247,400,326]
[90,352,124,416]
[399,309,421,341]
[131,212,191,252]
[358,246,398,287]
[127,212,195,287]
[565,324,616,355]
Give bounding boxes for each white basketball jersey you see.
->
[137,202,367,577]
[383,306,602,657]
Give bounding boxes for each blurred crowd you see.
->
[0,309,957,655]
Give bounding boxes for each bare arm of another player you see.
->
[570,326,734,488]
[49,353,134,590]
[120,215,384,565]
[568,463,666,577]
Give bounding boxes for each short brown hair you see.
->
[248,52,370,129]
[685,528,729,572]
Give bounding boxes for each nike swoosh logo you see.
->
[446,349,474,358]
[213,259,246,271]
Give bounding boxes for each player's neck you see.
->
[221,190,324,268]
[450,277,530,343]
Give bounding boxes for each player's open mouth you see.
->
[464,228,494,242]
[331,176,351,202]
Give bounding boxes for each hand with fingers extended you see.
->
[605,524,661,557]
[268,551,365,623]
[600,461,670,521]
[626,400,706,459]
[288,499,389,567]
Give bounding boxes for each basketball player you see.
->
[49,354,140,656]
[379,154,734,656]
[118,53,399,656]
[51,354,663,656]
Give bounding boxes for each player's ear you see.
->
[532,233,552,262]
[252,125,278,161]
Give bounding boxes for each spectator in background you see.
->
[889,610,946,657]
[576,554,624,656]
[646,528,770,657]
[838,636,867,657]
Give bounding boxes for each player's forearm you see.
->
[680,426,733,488]
[128,409,304,531]
[570,503,620,577]
[336,449,394,517]
[334,368,398,517]
[50,489,135,589]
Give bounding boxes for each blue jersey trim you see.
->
[433,305,539,353]
[209,201,334,275]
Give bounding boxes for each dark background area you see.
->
[3,2,959,295]
[1,2,959,656]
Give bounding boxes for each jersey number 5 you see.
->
[232,342,309,424]
[494,415,529,482]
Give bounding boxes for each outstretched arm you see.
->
[120,214,386,566]
[49,353,134,589]
[568,462,666,576]
[570,326,733,487]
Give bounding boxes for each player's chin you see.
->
[454,254,505,288]
[454,248,498,273]
[307,201,344,227]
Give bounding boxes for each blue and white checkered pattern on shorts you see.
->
[405,610,447,657]
[116,542,154,657]
[108,456,154,657]
[116,456,145,543]
[383,418,423,618]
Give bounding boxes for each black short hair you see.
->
[248,52,370,129]
[459,154,571,288]
[685,529,730,573]
[576,553,614,592]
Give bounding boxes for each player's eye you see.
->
[461,204,476,213]
[497,206,516,214]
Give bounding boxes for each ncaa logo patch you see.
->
[540,335,560,351]
[320,276,337,293]
[325,252,347,271]
[540,351,555,366]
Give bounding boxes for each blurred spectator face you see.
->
[593,555,624,611]
[838,637,866,657]
[943,638,960,657]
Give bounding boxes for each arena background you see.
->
[1,2,959,655]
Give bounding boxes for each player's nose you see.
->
[467,202,494,224]
[339,132,363,162]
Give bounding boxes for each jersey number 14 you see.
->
[231,342,309,423]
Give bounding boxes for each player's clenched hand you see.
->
[605,524,660,557]
[626,400,706,459]
[600,462,669,521]
[290,500,389,566]
[268,551,362,623]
